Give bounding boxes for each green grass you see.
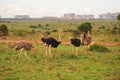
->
[0,43,120,80]
[0,20,120,42]
[0,20,120,80]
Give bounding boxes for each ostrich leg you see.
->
[24,51,30,61]
[18,48,24,64]
[48,45,52,58]
[72,45,75,54]
[45,46,48,56]
[75,47,78,56]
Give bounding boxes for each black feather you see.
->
[70,38,81,47]
[41,37,61,48]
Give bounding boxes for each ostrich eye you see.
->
[9,43,16,48]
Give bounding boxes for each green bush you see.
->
[45,24,49,27]
[29,25,37,28]
[0,24,9,36]
[63,29,73,32]
[52,29,58,32]
[38,24,43,28]
[77,22,92,33]
[114,38,120,42]
[89,44,110,52]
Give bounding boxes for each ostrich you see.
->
[69,31,92,55]
[80,31,92,48]
[9,41,33,63]
[69,37,81,56]
[41,31,62,57]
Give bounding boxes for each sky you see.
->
[0,0,120,18]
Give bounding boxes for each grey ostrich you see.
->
[9,41,33,63]
[41,31,62,57]
[80,31,92,48]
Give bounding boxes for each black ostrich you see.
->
[9,41,34,63]
[69,37,81,56]
[69,31,92,55]
[41,32,62,57]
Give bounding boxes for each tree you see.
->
[116,13,120,20]
[77,22,92,34]
[116,13,120,33]
[0,24,9,36]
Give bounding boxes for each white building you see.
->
[42,16,59,20]
[99,12,119,19]
[76,15,95,20]
[64,13,75,19]
[14,15,30,19]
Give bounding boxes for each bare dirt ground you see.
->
[0,39,120,46]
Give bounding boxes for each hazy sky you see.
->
[0,0,120,18]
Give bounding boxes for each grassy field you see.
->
[0,20,120,80]
[0,43,120,80]
[0,20,120,42]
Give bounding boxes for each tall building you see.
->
[64,13,75,19]
[76,15,95,20]
[14,15,30,19]
[41,16,59,20]
[99,12,119,19]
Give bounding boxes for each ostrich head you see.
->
[8,42,16,49]
[69,36,72,39]
[41,34,44,38]
[80,33,86,45]
[87,31,91,37]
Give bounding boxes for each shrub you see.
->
[52,29,58,32]
[112,26,118,30]
[77,22,92,33]
[89,44,110,52]
[101,26,106,29]
[29,25,37,28]
[63,29,73,32]
[116,13,120,20]
[114,38,120,42]
[38,24,43,28]
[45,24,49,27]
[0,24,9,36]
[99,26,106,30]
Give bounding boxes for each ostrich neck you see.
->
[58,32,61,42]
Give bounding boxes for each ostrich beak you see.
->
[41,34,44,38]
[69,37,72,39]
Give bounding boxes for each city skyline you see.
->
[0,0,120,18]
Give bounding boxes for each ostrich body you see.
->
[81,31,92,46]
[82,37,92,45]
[70,38,81,47]
[9,41,33,63]
[41,32,61,57]
[41,37,61,48]
[80,31,92,50]
[69,37,81,56]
